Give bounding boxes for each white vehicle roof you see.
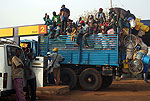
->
[0,38,16,45]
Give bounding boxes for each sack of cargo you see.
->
[126,43,135,59]
[107,28,115,34]
[122,28,129,35]
[142,55,150,65]
[137,38,148,53]
[141,25,149,32]
[124,34,137,47]
[135,18,141,22]
[124,34,138,59]
[123,59,129,68]
[129,18,136,28]
[133,50,147,60]
[138,29,145,37]
[135,22,144,30]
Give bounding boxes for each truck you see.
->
[38,33,120,90]
[0,39,26,97]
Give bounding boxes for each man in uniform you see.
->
[49,48,64,85]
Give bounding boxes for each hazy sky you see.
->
[0,0,150,28]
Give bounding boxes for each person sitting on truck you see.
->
[71,22,77,41]
[55,25,61,39]
[43,14,53,29]
[49,22,60,39]
[66,21,72,35]
[88,15,95,25]
[83,22,93,48]
[11,48,25,101]
[86,15,90,25]
[74,20,93,48]
[43,13,47,22]
[49,48,65,85]
[76,17,82,26]
[104,14,114,34]
[93,22,98,34]
[74,20,85,47]
[52,11,60,26]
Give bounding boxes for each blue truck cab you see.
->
[20,39,38,56]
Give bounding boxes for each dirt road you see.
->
[2,80,150,101]
[37,80,150,101]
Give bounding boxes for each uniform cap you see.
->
[53,48,58,52]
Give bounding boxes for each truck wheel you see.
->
[79,68,102,91]
[101,76,113,88]
[60,68,77,89]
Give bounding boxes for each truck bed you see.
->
[39,34,119,67]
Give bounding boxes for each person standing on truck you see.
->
[11,48,25,101]
[24,48,37,101]
[96,8,106,23]
[59,4,70,35]
[49,48,65,85]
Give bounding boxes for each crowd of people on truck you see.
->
[43,5,138,48]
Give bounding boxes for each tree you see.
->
[76,7,110,22]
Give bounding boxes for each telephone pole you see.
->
[110,0,113,8]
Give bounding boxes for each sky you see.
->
[0,0,150,28]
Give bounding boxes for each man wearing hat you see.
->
[48,48,65,85]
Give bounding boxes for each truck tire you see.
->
[101,76,113,88]
[60,68,77,89]
[79,68,102,91]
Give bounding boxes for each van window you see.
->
[7,46,25,66]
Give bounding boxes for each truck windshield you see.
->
[7,46,25,66]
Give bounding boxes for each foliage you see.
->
[75,7,110,22]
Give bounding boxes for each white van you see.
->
[0,40,25,97]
